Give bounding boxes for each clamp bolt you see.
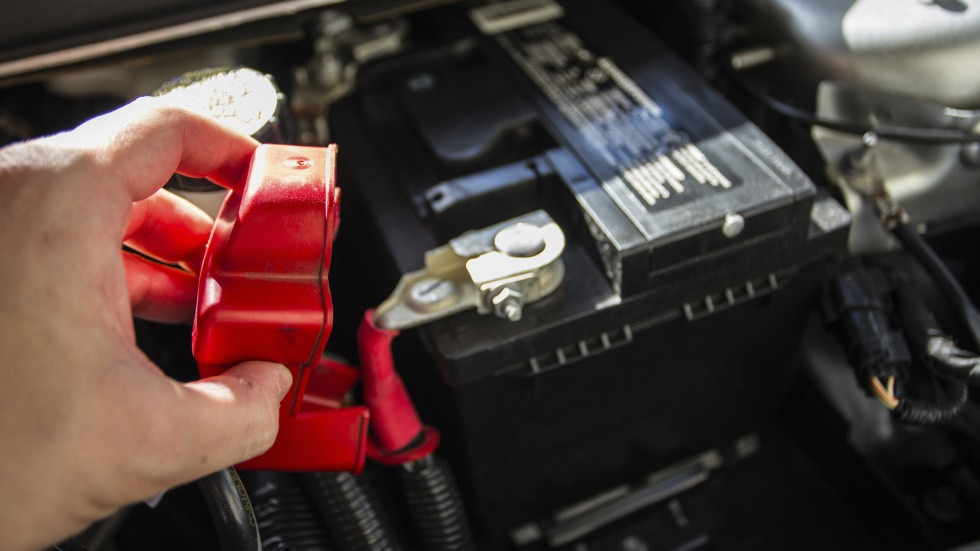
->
[490,286,524,321]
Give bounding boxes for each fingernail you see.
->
[275,365,292,400]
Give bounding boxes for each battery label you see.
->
[493,22,738,209]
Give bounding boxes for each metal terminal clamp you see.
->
[373,210,566,330]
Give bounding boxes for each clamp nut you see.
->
[490,286,524,321]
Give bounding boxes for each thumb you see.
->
[174,361,291,478]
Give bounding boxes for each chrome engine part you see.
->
[730,0,980,252]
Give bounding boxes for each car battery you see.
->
[327,0,850,541]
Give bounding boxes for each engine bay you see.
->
[3,1,980,550]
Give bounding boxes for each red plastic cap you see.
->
[192,144,367,472]
[194,144,340,370]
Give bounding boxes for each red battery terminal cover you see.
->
[192,144,369,472]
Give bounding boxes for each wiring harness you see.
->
[828,262,974,425]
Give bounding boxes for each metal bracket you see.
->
[828,133,910,231]
[373,210,566,330]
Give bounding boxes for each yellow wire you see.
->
[871,377,899,410]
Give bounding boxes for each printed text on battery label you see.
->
[497,23,736,207]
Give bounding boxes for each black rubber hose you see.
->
[197,468,262,551]
[399,455,474,551]
[303,472,400,551]
[245,471,334,551]
[892,223,980,352]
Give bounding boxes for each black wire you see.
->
[243,471,335,551]
[399,455,475,551]
[892,223,980,352]
[302,471,400,551]
[197,468,262,551]
[732,76,980,145]
[894,377,969,425]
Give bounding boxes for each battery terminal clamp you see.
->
[373,209,566,330]
[354,211,567,548]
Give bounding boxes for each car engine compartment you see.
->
[2,1,980,550]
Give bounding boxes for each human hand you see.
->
[0,97,293,551]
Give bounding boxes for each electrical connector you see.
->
[826,264,910,394]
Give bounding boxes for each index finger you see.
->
[125,188,214,272]
[47,96,259,201]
